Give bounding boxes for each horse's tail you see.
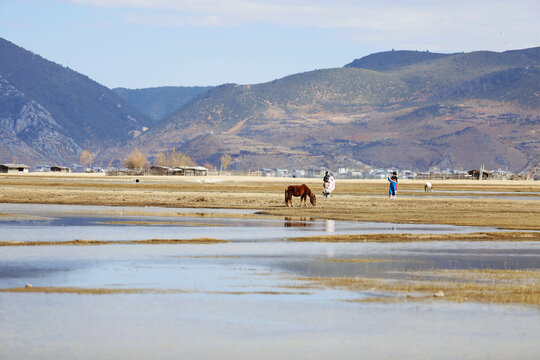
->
[284,188,289,205]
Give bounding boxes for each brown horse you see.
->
[285,184,316,207]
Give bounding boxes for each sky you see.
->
[1,0,539,89]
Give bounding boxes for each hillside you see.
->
[116,47,539,172]
[113,86,213,123]
[0,37,150,165]
[345,50,452,71]
[2,37,538,172]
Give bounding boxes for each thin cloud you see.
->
[65,0,540,54]
[66,0,539,30]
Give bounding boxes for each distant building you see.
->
[290,170,305,178]
[34,164,51,172]
[181,166,208,176]
[349,170,364,178]
[149,165,171,175]
[71,164,83,173]
[51,166,70,173]
[308,168,326,177]
[0,164,29,173]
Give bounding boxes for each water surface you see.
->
[0,203,508,243]
[1,203,539,359]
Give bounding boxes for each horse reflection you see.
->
[284,217,316,227]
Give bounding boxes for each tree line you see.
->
[79,148,232,171]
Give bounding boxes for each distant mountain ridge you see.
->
[1,36,538,173]
[0,37,150,164]
[345,50,453,71]
[119,46,539,172]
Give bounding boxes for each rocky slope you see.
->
[0,37,149,165]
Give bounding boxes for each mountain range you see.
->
[117,48,539,172]
[1,36,539,173]
[0,37,149,165]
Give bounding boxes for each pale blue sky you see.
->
[1,0,539,89]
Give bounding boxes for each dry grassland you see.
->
[1,173,539,229]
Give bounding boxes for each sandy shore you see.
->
[1,173,539,229]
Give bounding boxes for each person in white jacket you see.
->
[323,172,335,197]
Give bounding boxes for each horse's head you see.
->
[309,193,316,206]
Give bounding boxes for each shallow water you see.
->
[1,203,539,359]
[0,203,507,243]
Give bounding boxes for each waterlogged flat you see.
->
[1,241,540,359]
[0,203,508,243]
[1,203,540,359]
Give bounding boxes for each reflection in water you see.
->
[325,219,335,233]
[0,203,515,244]
[283,217,315,228]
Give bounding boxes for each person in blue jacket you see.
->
[388,171,398,199]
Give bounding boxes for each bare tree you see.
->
[220,154,232,171]
[124,149,150,169]
[80,150,94,171]
[155,148,195,168]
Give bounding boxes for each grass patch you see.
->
[0,287,190,294]
[288,232,540,243]
[301,269,540,306]
[0,286,311,296]
[0,238,228,246]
